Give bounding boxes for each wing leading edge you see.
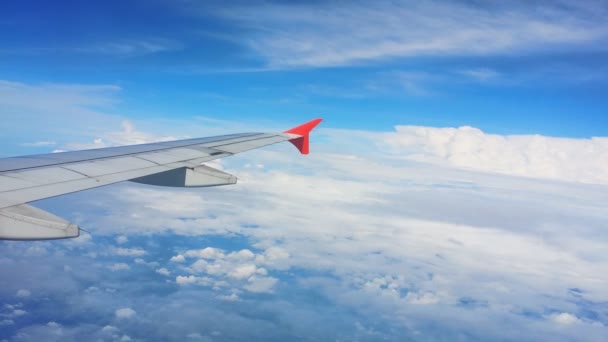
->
[0,118,322,240]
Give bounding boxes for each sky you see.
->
[1,0,608,341]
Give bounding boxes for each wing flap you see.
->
[130,165,237,187]
[0,204,79,240]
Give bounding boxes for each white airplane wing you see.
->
[0,118,322,240]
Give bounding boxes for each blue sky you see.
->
[1,0,608,142]
[1,1,608,341]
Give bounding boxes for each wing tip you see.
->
[284,118,323,155]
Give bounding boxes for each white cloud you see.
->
[184,247,224,260]
[0,319,14,326]
[258,247,291,271]
[115,308,136,319]
[458,68,500,82]
[73,39,181,57]
[25,246,48,257]
[101,325,119,333]
[170,254,186,263]
[103,120,181,146]
[115,236,128,244]
[0,80,122,145]
[175,275,212,286]
[112,247,147,257]
[550,312,581,325]
[47,321,60,328]
[16,289,30,298]
[108,263,130,271]
[65,120,182,151]
[170,247,282,292]
[405,292,441,305]
[210,1,608,68]
[12,309,26,317]
[156,268,170,276]
[381,125,608,185]
[227,249,255,260]
[217,293,239,302]
[244,276,278,293]
[229,264,257,280]
[20,141,57,147]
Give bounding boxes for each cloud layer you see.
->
[0,118,599,340]
[1,104,607,340]
[211,1,608,68]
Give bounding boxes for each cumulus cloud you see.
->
[175,275,212,286]
[229,264,257,280]
[257,247,291,271]
[184,247,224,260]
[550,312,582,325]
[108,263,130,272]
[170,247,282,293]
[217,293,239,302]
[24,246,48,257]
[101,325,119,333]
[16,289,30,298]
[115,308,136,319]
[11,309,26,317]
[170,255,186,263]
[156,268,170,276]
[243,276,278,293]
[112,247,147,257]
[115,236,128,244]
[381,125,608,184]
[64,120,182,151]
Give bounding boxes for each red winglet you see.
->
[284,118,323,155]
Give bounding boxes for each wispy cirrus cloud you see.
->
[0,80,124,154]
[0,39,181,58]
[207,0,608,68]
[19,141,57,147]
[72,39,182,57]
[458,68,501,82]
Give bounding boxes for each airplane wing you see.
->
[0,118,322,240]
